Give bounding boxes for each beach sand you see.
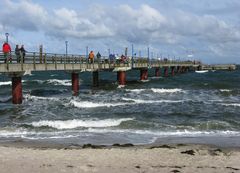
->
[0,143,240,173]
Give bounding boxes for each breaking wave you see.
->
[70,100,128,108]
[126,88,185,94]
[29,118,134,129]
[0,81,11,86]
[220,89,232,92]
[24,94,61,101]
[220,103,240,107]
[122,98,183,104]
[150,88,185,93]
[47,79,72,86]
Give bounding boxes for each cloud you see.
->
[0,0,47,31]
[0,0,240,63]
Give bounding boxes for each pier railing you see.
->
[0,51,198,72]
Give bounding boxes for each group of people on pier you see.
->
[2,42,129,64]
[2,42,26,63]
[88,50,129,64]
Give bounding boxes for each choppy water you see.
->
[0,68,240,146]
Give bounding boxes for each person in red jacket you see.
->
[2,42,12,63]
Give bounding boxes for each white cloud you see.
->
[0,0,240,63]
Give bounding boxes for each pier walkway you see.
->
[0,51,235,104]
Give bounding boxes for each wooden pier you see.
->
[0,51,236,104]
[200,64,236,71]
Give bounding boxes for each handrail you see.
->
[0,51,200,67]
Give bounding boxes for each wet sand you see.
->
[0,142,240,173]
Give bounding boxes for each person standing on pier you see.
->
[96,52,101,63]
[2,42,11,63]
[19,45,26,63]
[88,50,95,63]
[15,45,20,63]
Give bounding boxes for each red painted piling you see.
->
[93,71,99,87]
[72,73,79,96]
[155,68,160,77]
[140,69,148,80]
[177,66,181,74]
[12,77,22,104]
[164,67,168,77]
[171,67,175,76]
[118,71,126,85]
[182,66,186,73]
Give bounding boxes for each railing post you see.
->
[64,54,66,70]
[72,55,74,70]
[39,45,43,63]
[21,52,23,71]
[44,53,47,70]
[33,52,36,70]
[55,54,57,70]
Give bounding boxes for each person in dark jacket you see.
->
[15,45,20,63]
[19,45,26,63]
[96,52,101,63]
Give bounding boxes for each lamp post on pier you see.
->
[131,44,134,68]
[65,41,68,57]
[147,47,150,64]
[5,33,9,43]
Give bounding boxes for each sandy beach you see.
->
[0,143,240,173]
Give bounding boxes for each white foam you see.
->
[24,70,32,76]
[126,88,185,94]
[122,98,183,104]
[0,81,11,86]
[47,79,72,86]
[126,89,146,93]
[1,128,240,140]
[221,103,240,107]
[150,88,185,93]
[220,89,232,92]
[87,128,240,137]
[70,100,128,108]
[117,85,125,88]
[141,80,150,83]
[0,129,82,139]
[24,94,60,101]
[30,118,134,129]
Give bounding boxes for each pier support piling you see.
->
[92,71,99,87]
[171,67,175,76]
[177,66,181,74]
[118,71,126,86]
[12,76,23,104]
[164,67,168,77]
[71,73,79,96]
[155,68,160,77]
[140,69,148,81]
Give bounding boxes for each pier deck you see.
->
[0,51,236,105]
[0,52,198,73]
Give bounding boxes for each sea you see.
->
[0,67,240,147]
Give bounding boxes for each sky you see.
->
[0,0,240,64]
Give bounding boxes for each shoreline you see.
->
[1,135,240,150]
[0,142,240,173]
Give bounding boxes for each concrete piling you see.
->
[92,71,99,87]
[140,69,148,80]
[12,77,23,104]
[118,71,126,85]
[155,68,160,77]
[171,67,175,76]
[164,67,168,77]
[71,73,79,96]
